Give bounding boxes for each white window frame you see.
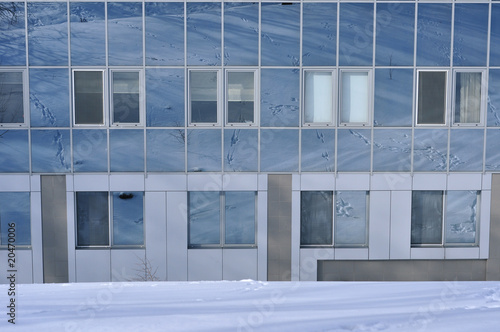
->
[0,69,28,128]
[452,69,487,127]
[338,69,372,126]
[415,69,450,126]
[302,69,336,127]
[225,69,259,127]
[110,69,145,127]
[72,69,107,127]
[188,69,222,127]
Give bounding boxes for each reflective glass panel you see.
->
[113,192,144,246]
[109,129,144,172]
[73,129,108,172]
[146,129,185,172]
[491,5,500,67]
[488,70,500,127]
[449,129,484,172]
[486,129,500,171]
[112,71,140,124]
[411,191,443,245]
[417,71,447,125]
[416,4,452,66]
[107,2,143,65]
[336,129,371,172]
[302,3,336,66]
[340,72,369,124]
[301,129,335,172]
[76,192,108,246]
[0,130,29,172]
[187,129,221,172]
[70,2,106,66]
[335,191,367,246]
[74,71,103,125]
[304,71,333,124]
[224,129,258,172]
[260,69,299,127]
[301,191,333,246]
[453,4,488,67]
[374,69,413,127]
[224,2,258,66]
[227,72,254,124]
[0,71,24,124]
[31,130,71,173]
[225,192,255,245]
[445,191,478,245]
[260,129,299,172]
[189,191,220,246]
[28,2,68,66]
[0,192,30,246]
[187,2,221,66]
[454,72,482,124]
[145,2,184,66]
[339,3,373,66]
[413,129,448,172]
[190,71,218,124]
[372,129,411,172]
[146,68,184,127]
[0,2,25,65]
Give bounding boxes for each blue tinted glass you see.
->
[109,129,144,172]
[224,129,258,172]
[449,129,484,172]
[488,70,500,127]
[491,5,500,67]
[413,129,448,172]
[486,129,500,171]
[224,2,258,66]
[337,129,371,172]
[145,2,184,66]
[453,4,488,67]
[113,192,144,246]
[31,130,71,172]
[261,3,300,66]
[302,3,336,66]
[335,191,367,246]
[70,2,106,66]
[187,2,221,66]
[28,2,68,66]
[73,129,108,172]
[375,3,414,66]
[146,129,185,172]
[29,68,70,127]
[374,69,413,126]
[260,69,299,127]
[339,3,373,66]
[445,191,477,245]
[146,68,184,127]
[108,2,143,66]
[301,129,335,172]
[0,192,30,245]
[416,4,452,66]
[189,191,220,246]
[225,192,255,245]
[0,130,29,172]
[187,129,221,172]
[373,129,411,172]
[260,129,299,172]
[0,2,25,65]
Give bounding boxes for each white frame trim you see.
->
[72,69,107,127]
[188,68,222,127]
[109,69,145,127]
[0,69,28,128]
[338,69,372,127]
[225,68,259,127]
[302,68,336,127]
[451,68,487,127]
[415,69,450,126]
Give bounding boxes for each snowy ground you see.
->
[2,280,500,332]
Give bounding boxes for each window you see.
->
[226,71,256,125]
[189,70,220,125]
[303,70,334,125]
[0,192,30,247]
[111,71,142,125]
[0,71,25,127]
[188,191,256,248]
[300,191,368,247]
[73,70,105,125]
[339,70,371,125]
[411,191,479,246]
[454,71,484,125]
[417,71,447,125]
[76,192,144,248]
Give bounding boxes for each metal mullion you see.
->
[220,191,225,247]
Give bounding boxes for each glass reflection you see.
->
[411,191,443,245]
[374,69,413,126]
[488,70,500,127]
[339,3,373,66]
[30,69,69,127]
[73,129,108,172]
[413,129,448,172]
[260,69,299,127]
[108,2,143,66]
[335,191,367,246]
[416,4,452,66]
[146,69,184,127]
[225,192,255,245]
[0,192,30,246]
[336,129,371,172]
[224,129,258,172]
[109,129,144,172]
[190,71,218,124]
[445,191,478,245]
[372,129,411,172]
[227,71,254,124]
[301,191,333,246]
[260,129,298,172]
[453,4,488,67]
[485,129,500,171]
[187,2,221,66]
[302,3,336,66]
[189,191,220,246]
[491,5,500,67]
[0,71,24,124]
[449,129,484,172]
[31,129,71,173]
[301,129,335,172]
[113,192,144,246]
[0,130,29,172]
[187,129,221,172]
[112,71,140,124]
[224,2,258,66]
[0,2,25,65]
[76,192,108,246]
[147,129,185,172]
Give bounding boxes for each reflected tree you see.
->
[0,2,21,25]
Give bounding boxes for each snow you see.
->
[2,280,500,331]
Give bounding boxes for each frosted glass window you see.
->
[225,192,256,245]
[227,72,255,124]
[189,192,221,247]
[73,71,104,125]
[0,192,30,246]
[417,71,447,125]
[411,191,443,245]
[304,71,333,124]
[190,71,219,124]
[454,72,482,124]
[301,191,333,246]
[340,71,370,124]
[76,192,109,247]
[112,192,144,246]
[335,191,368,247]
[112,71,140,124]
[445,191,478,245]
[0,71,24,125]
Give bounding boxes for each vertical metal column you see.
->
[41,175,69,283]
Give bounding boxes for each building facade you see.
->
[1,0,500,283]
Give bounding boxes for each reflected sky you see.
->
[31,129,71,173]
[488,70,500,127]
[187,129,221,172]
[108,2,143,66]
[225,191,255,245]
[374,69,413,127]
[337,129,371,172]
[260,129,298,172]
[70,2,106,66]
[416,3,452,66]
[73,129,108,172]
[302,3,336,66]
[413,129,448,172]
[146,68,184,127]
[30,68,69,127]
[224,2,258,66]
[453,4,488,67]
[189,191,220,246]
[339,3,373,66]
[224,129,258,172]
[301,129,335,172]
[335,191,367,246]
[187,2,221,66]
[110,129,144,172]
[0,130,29,172]
[261,69,299,127]
[491,5,500,67]
[147,129,185,172]
[0,2,25,65]
[445,191,477,244]
[449,129,484,172]
[0,192,30,245]
[485,129,500,171]
[373,129,411,172]
[145,2,184,66]
[113,192,144,246]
